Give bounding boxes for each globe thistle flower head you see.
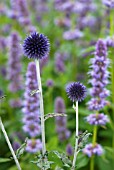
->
[66,82,86,102]
[23,32,50,60]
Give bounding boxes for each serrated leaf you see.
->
[0,158,11,163]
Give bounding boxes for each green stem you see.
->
[90,123,98,170]
[72,101,79,170]
[0,117,21,170]
[35,60,46,155]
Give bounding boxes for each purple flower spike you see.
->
[8,32,22,93]
[54,97,70,142]
[22,62,42,152]
[66,144,73,156]
[23,32,50,60]
[87,39,110,110]
[26,139,42,153]
[86,113,109,125]
[66,82,86,102]
[83,143,103,157]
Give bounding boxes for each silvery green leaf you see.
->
[78,131,92,150]
[0,95,6,100]
[72,104,76,111]
[30,89,40,96]
[0,158,11,163]
[44,113,67,121]
[31,152,54,170]
[52,151,72,167]
[16,138,27,159]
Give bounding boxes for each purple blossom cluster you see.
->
[83,143,103,157]
[9,0,35,32]
[102,0,114,8]
[26,139,42,153]
[66,144,73,156]
[86,113,109,125]
[54,97,70,142]
[63,29,83,41]
[22,62,42,153]
[46,79,54,87]
[0,36,7,51]
[7,32,22,92]
[29,0,48,24]
[54,0,98,41]
[87,39,110,111]
[54,52,67,73]
[105,36,114,47]
[7,32,22,108]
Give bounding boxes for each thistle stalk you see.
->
[72,101,79,170]
[0,117,21,170]
[35,59,46,155]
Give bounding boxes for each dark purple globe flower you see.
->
[66,82,86,102]
[23,32,50,60]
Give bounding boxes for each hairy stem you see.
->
[72,101,78,170]
[35,59,46,155]
[0,117,21,170]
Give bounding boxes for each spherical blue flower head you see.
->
[23,32,50,60]
[66,82,86,102]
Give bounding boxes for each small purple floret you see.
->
[86,113,109,125]
[26,139,42,153]
[83,143,103,157]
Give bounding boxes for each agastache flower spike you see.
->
[22,62,42,153]
[54,97,70,142]
[87,39,110,110]
[23,32,50,60]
